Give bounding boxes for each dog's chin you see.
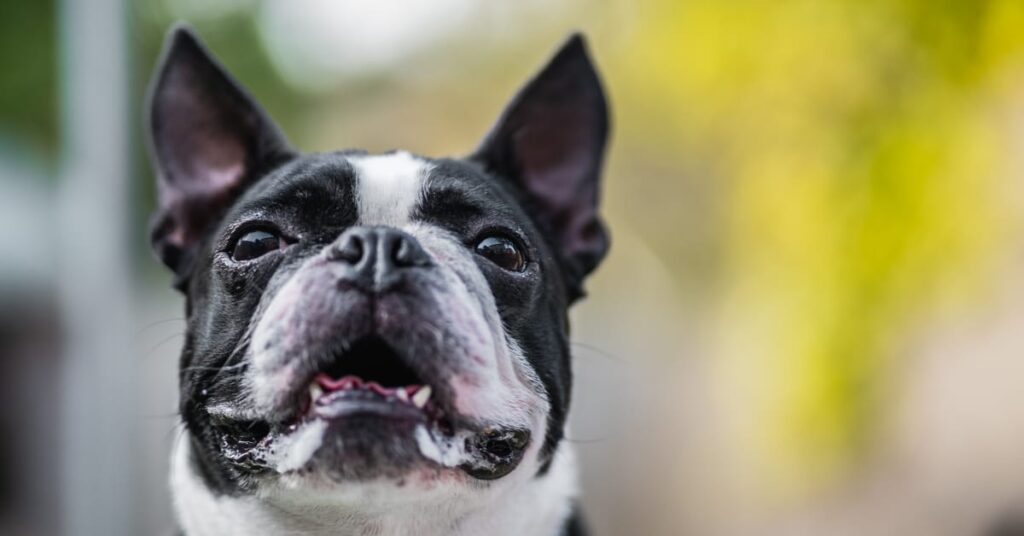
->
[276,416,453,483]
[211,405,531,491]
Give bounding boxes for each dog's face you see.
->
[148,28,608,504]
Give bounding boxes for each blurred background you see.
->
[2,0,1024,534]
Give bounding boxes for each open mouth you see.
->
[300,335,444,425]
[212,334,529,481]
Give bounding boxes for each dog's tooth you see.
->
[309,383,323,402]
[396,388,409,402]
[411,386,431,408]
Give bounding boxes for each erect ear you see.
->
[147,25,293,280]
[471,34,610,296]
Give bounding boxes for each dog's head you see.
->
[148,27,609,504]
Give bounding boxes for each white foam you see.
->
[268,420,327,473]
[414,425,471,468]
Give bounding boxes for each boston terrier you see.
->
[147,25,609,536]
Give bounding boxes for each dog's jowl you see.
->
[147,25,610,536]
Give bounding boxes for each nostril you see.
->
[333,235,364,264]
[392,236,429,267]
[392,238,411,267]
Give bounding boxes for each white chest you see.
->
[170,432,578,536]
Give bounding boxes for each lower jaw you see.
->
[225,411,468,481]
[284,417,449,480]
[215,412,529,484]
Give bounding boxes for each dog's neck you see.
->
[170,432,579,536]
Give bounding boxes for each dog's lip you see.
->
[311,393,431,422]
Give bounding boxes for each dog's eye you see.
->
[474,236,526,272]
[230,229,284,261]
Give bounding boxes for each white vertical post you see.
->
[57,0,135,534]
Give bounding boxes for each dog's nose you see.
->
[328,226,432,291]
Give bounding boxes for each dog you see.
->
[147,24,610,536]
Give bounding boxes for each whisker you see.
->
[143,332,186,359]
[180,362,248,373]
[570,340,623,363]
[134,316,187,336]
[562,435,609,445]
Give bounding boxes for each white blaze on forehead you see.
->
[348,151,430,226]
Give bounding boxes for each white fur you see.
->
[407,223,549,429]
[171,431,579,536]
[349,151,429,227]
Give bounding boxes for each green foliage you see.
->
[0,0,57,163]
